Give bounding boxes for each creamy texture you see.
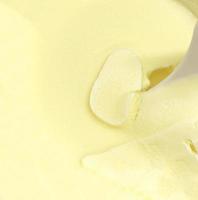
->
[90,49,142,126]
[0,0,197,200]
[84,75,198,200]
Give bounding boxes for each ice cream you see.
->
[84,75,198,200]
[0,0,198,200]
[90,49,143,126]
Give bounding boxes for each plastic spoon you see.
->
[156,22,198,87]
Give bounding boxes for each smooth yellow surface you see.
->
[0,0,197,200]
[84,76,198,200]
[90,49,142,126]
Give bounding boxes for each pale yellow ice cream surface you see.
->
[0,0,197,200]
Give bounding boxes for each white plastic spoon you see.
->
[157,22,198,87]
